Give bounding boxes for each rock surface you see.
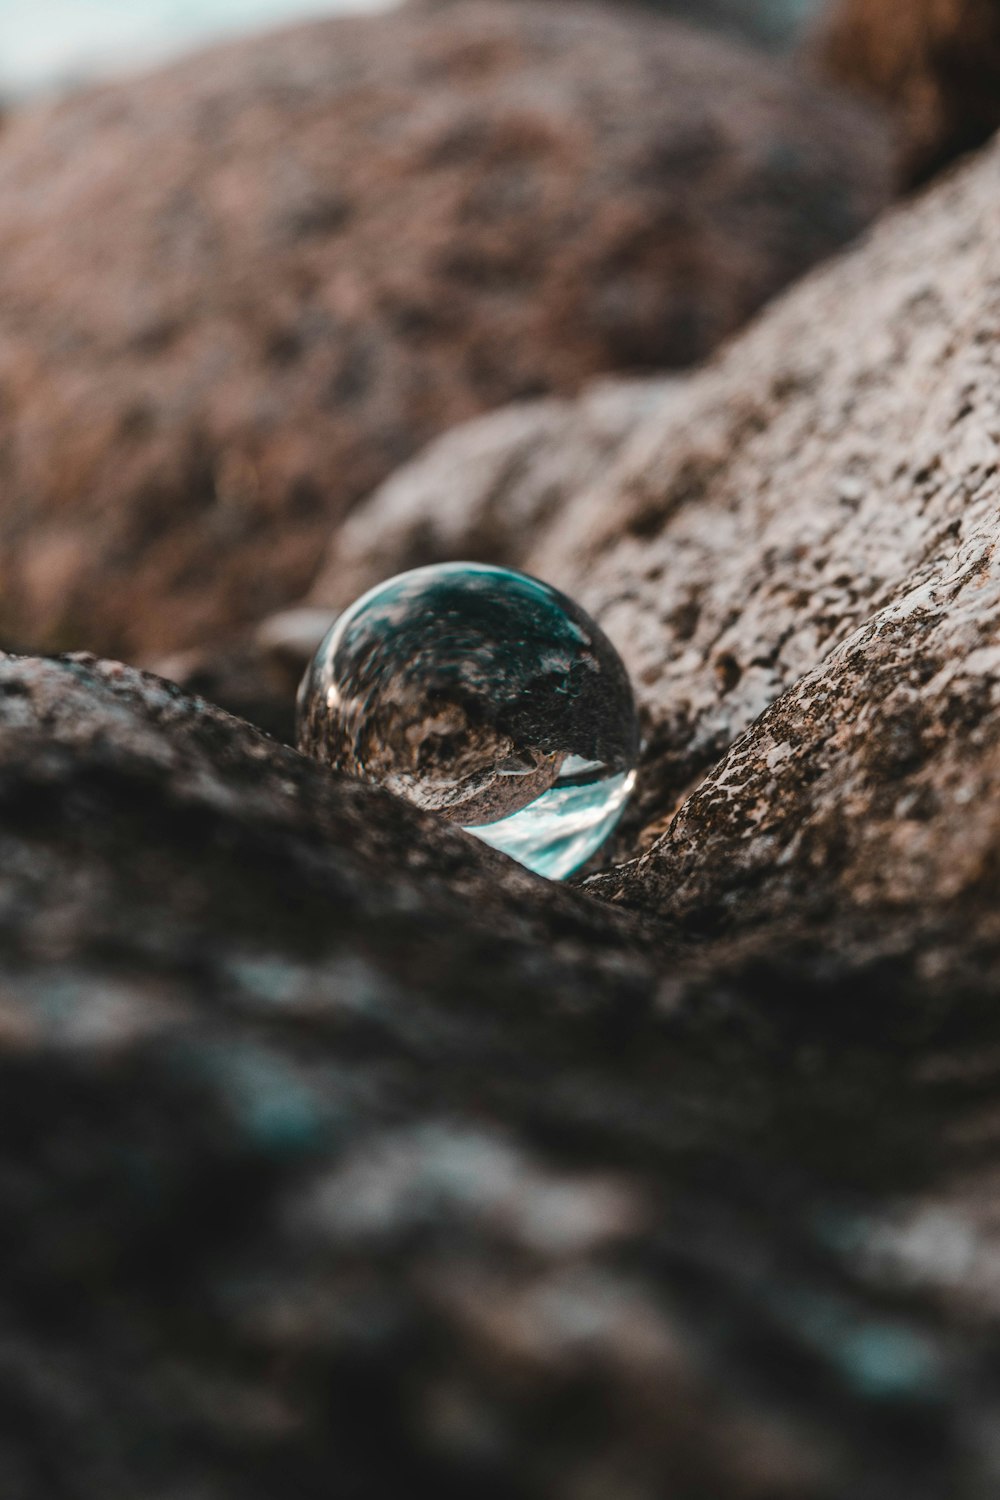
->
[539,134,1000,906]
[814,0,1000,184]
[0,0,891,662]
[4,124,1000,1498]
[7,20,1000,1500]
[2,646,1000,1499]
[307,130,1000,922]
[313,377,678,612]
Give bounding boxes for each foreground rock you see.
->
[0,0,891,662]
[815,0,1000,184]
[3,650,1000,1498]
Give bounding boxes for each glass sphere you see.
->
[296,562,638,880]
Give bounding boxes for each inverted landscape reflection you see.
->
[297,562,640,880]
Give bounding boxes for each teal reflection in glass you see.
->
[297,562,639,880]
[466,769,637,881]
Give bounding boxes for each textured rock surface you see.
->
[815,0,1000,184]
[0,0,892,662]
[8,29,1000,1500]
[162,380,676,734]
[538,135,1000,904]
[312,377,677,613]
[4,650,1000,1498]
[307,132,1000,916]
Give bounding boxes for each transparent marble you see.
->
[296,562,639,880]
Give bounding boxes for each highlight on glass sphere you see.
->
[296,562,639,880]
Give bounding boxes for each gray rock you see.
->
[1,641,998,1499]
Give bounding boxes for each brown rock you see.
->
[0,0,891,662]
[814,0,1000,185]
[7,46,1000,1500]
[312,377,678,612]
[3,137,1000,1491]
[304,128,1000,954]
[535,136,1000,912]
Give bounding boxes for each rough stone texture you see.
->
[305,133,1000,908]
[814,0,1000,185]
[313,377,678,612]
[536,134,1000,898]
[9,35,1000,1500]
[4,648,1000,1499]
[0,0,892,663]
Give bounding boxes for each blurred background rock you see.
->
[2,0,999,742]
[0,0,891,727]
[815,0,1000,185]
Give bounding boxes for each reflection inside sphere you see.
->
[296,562,639,880]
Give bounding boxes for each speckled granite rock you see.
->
[538,136,1000,905]
[302,129,1000,947]
[814,0,1000,185]
[4,650,1000,1498]
[0,0,891,663]
[314,377,679,611]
